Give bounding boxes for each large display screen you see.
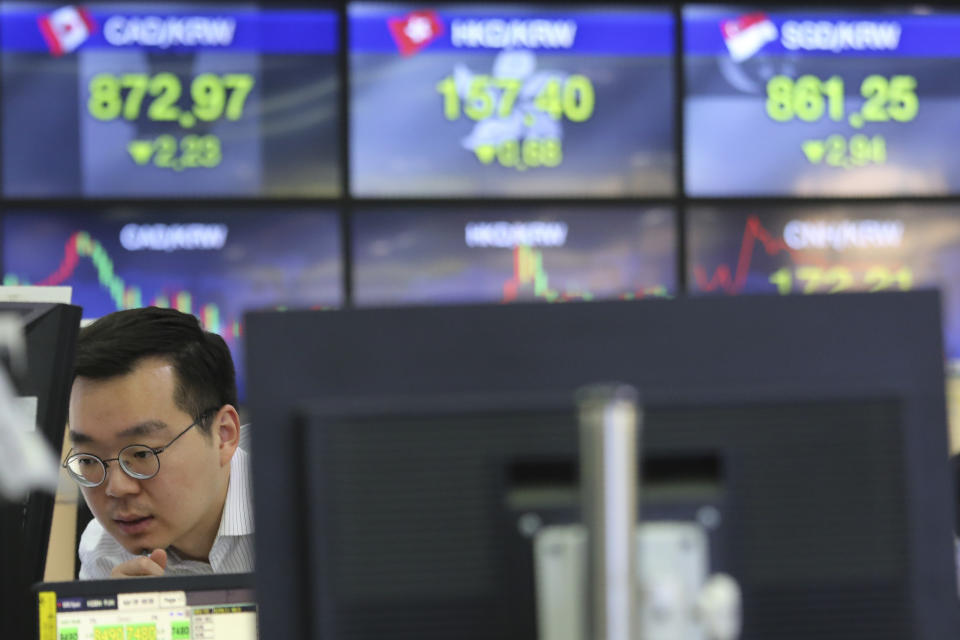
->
[2,208,342,397]
[685,8,960,196]
[687,205,960,364]
[352,207,676,306]
[1,2,340,197]
[349,3,675,197]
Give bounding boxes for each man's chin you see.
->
[109,520,167,554]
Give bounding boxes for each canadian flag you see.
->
[388,10,444,57]
[38,5,95,56]
[720,13,777,63]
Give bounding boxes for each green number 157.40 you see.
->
[88,72,255,123]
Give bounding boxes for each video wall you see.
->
[2,1,960,396]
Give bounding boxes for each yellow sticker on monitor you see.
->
[37,591,56,640]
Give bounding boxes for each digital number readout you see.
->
[802,134,886,169]
[127,134,222,171]
[436,74,596,171]
[350,7,674,196]
[1,6,340,196]
[436,74,595,123]
[435,70,596,172]
[683,9,960,196]
[768,265,913,295]
[765,75,918,124]
[93,627,123,640]
[474,138,562,170]
[765,73,917,171]
[87,72,252,174]
[171,620,190,639]
[88,72,254,124]
[123,624,157,640]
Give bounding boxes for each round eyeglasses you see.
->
[63,409,218,488]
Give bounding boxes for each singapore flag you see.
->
[38,5,95,56]
[720,13,777,62]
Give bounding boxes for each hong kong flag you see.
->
[38,5,95,56]
[388,10,444,57]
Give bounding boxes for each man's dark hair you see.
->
[73,307,237,434]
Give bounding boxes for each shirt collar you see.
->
[217,446,255,537]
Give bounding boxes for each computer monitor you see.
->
[33,573,257,640]
[246,292,960,640]
[0,302,81,640]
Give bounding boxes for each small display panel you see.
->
[352,207,676,306]
[684,8,960,196]
[687,204,960,364]
[2,208,342,398]
[349,3,675,197]
[40,584,256,640]
[1,2,340,197]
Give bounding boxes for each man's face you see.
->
[68,357,224,556]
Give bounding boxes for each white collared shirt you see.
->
[78,446,255,579]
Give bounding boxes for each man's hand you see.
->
[110,549,167,578]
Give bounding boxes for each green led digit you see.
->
[521,138,541,167]
[872,135,887,163]
[200,134,222,167]
[824,266,854,294]
[895,267,913,291]
[494,77,521,118]
[436,75,459,120]
[120,74,149,120]
[887,75,918,121]
[793,75,824,122]
[465,75,494,121]
[864,266,892,292]
[191,73,226,121]
[769,267,792,295]
[796,266,823,294]
[860,75,889,122]
[824,134,847,167]
[822,75,845,121]
[223,74,254,120]
[171,620,190,640]
[562,75,594,122]
[865,266,912,292]
[535,79,563,120]
[88,73,122,120]
[179,135,202,167]
[496,139,519,167]
[541,138,562,167]
[848,134,872,166]
[147,73,182,121]
[153,134,177,167]
[765,75,794,122]
[93,626,123,640]
[124,623,156,640]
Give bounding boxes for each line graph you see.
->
[692,215,837,294]
[501,244,670,303]
[5,230,242,340]
[693,215,796,294]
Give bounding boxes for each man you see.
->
[64,307,253,578]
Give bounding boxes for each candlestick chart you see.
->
[4,230,245,340]
[2,209,342,398]
[502,244,669,303]
[352,208,676,306]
